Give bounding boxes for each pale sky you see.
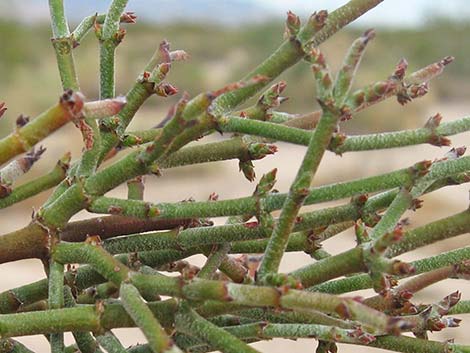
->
[2,0,470,27]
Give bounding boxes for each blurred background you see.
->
[0,0,469,352]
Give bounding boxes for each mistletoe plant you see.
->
[0,0,469,352]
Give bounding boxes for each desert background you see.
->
[0,0,469,351]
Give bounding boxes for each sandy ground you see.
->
[0,103,469,352]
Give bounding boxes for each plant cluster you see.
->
[0,0,469,352]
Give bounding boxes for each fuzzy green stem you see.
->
[211,0,384,115]
[0,153,69,209]
[120,282,179,353]
[217,115,470,153]
[48,260,65,353]
[0,93,83,166]
[258,104,340,278]
[175,302,260,353]
[95,332,127,353]
[48,0,79,90]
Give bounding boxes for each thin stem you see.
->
[198,243,231,280]
[311,246,470,294]
[211,0,384,115]
[0,152,70,209]
[48,260,65,353]
[175,301,260,353]
[48,0,79,90]
[0,92,83,166]
[120,282,179,353]
[100,0,129,99]
[95,332,127,353]
[258,103,341,278]
[88,155,470,220]
[64,287,104,353]
[217,115,470,153]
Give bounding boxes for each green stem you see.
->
[211,0,384,115]
[258,103,340,278]
[95,332,127,353]
[0,153,70,209]
[120,282,179,353]
[217,115,470,153]
[88,156,470,220]
[100,0,129,99]
[0,339,34,353]
[311,246,470,294]
[198,243,231,280]
[48,0,79,90]
[48,260,64,353]
[63,287,103,353]
[175,302,260,353]
[0,93,83,166]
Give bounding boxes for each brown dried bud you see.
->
[424,113,443,129]
[60,89,85,117]
[155,83,178,97]
[239,160,256,182]
[15,114,30,128]
[0,102,7,119]
[208,192,219,201]
[310,10,328,32]
[285,11,301,38]
[393,58,408,80]
[120,12,137,24]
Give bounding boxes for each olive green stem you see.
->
[63,286,103,353]
[119,282,180,353]
[88,156,470,220]
[175,301,260,353]
[258,101,341,278]
[0,92,83,166]
[0,153,70,209]
[95,332,126,353]
[48,260,65,353]
[217,115,470,153]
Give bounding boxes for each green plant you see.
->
[0,0,469,352]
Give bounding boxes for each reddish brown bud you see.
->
[113,28,126,43]
[310,10,328,32]
[410,198,424,211]
[120,12,137,24]
[208,192,219,201]
[393,58,408,80]
[0,102,6,119]
[362,28,376,44]
[60,89,85,117]
[335,302,351,319]
[158,40,171,64]
[155,83,178,97]
[391,260,415,275]
[407,56,454,85]
[285,11,301,37]
[239,160,256,182]
[424,113,443,129]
